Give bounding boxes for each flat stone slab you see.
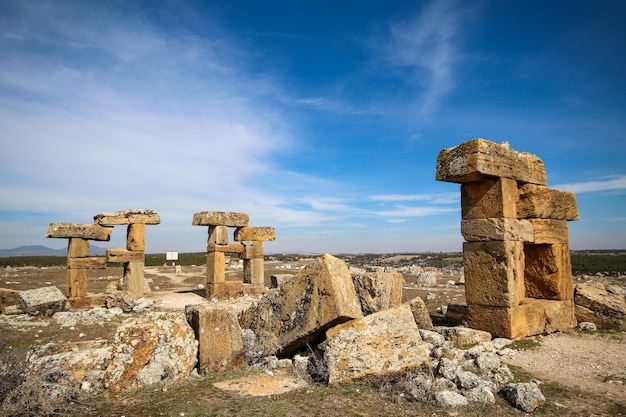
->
[46,223,113,241]
[94,209,160,225]
[192,211,249,227]
[19,286,67,316]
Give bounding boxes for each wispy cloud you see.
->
[369,192,458,204]
[380,0,474,118]
[554,175,626,193]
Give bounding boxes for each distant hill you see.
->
[0,245,106,257]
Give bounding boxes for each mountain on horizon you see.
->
[0,245,106,257]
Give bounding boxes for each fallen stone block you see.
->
[239,253,363,357]
[103,312,198,392]
[501,382,545,412]
[352,270,402,315]
[322,304,433,386]
[434,326,492,347]
[575,280,626,330]
[19,286,67,316]
[185,304,244,373]
[406,296,435,330]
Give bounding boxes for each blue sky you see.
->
[1,0,625,254]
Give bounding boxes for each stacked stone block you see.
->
[436,138,578,339]
[192,211,275,298]
[46,223,113,297]
[94,209,160,297]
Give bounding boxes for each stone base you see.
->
[207,281,243,299]
[243,284,266,296]
[467,298,576,339]
[68,293,108,309]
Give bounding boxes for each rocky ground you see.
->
[1,260,625,416]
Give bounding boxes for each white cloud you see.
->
[369,192,458,204]
[553,175,626,193]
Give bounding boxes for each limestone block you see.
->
[67,269,88,298]
[126,223,145,251]
[94,209,160,225]
[68,238,89,257]
[185,305,244,373]
[574,281,626,330]
[0,288,20,309]
[106,248,145,262]
[466,299,576,339]
[67,257,107,269]
[323,304,433,385]
[517,184,578,220]
[192,211,249,227]
[103,312,198,392]
[234,226,276,242]
[524,243,573,300]
[242,241,264,259]
[206,251,226,284]
[351,271,403,315]
[123,261,147,297]
[463,241,526,307]
[26,340,112,387]
[530,219,569,244]
[46,223,113,241]
[436,138,547,185]
[434,326,492,347]
[406,296,435,330]
[461,178,518,219]
[208,225,229,245]
[207,281,243,299]
[239,254,363,357]
[461,218,533,242]
[243,258,264,286]
[207,243,244,253]
[19,286,67,316]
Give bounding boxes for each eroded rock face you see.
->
[239,254,363,357]
[575,280,626,330]
[351,271,402,315]
[103,312,198,392]
[19,286,67,316]
[322,304,433,386]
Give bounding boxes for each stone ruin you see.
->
[46,209,160,298]
[192,211,276,298]
[436,138,579,339]
[45,209,276,301]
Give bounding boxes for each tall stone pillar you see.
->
[46,223,112,297]
[94,209,160,297]
[436,138,578,339]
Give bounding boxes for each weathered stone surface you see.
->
[46,223,113,241]
[67,257,107,269]
[524,243,573,300]
[239,254,363,357]
[502,382,545,412]
[529,219,569,244]
[351,271,402,315]
[461,178,518,220]
[0,288,20,309]
[446,304,469,322]
[26,340,112,390]
[574,280,626,330]
[517,184,578,220]
[234,226,276,242]
[103,312,198,392]
[241,241,264,259]
[206,251,225,284]
[207,243,244,253]
[323,304,433,385]
[434,326,492,347]
[94,209,160,225]
[192,211,249,227]
[105,291,137,313]
[467,299,576,339]
[106,248,145,262]
[463,241,526,307]
[122,260,147,297]
[461,218,533,242]
[208,225,230,245]
[406,296,435,330]
[19,286,67,316]
[416,270,437,286]
[436,138,547,185]
[207,281,243,298]
[185,305,244,373]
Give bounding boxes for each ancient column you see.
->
[436,138,578,339]
[234,226,276,288]
[46,223,112,297]
[94,209,160,297]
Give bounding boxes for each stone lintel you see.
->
[46,223,113,241]
[461,218,533,242]
[530,219,569,244]
[517,184,579,220]
[67,257,107,269]
[106,248,145,262]
[436,138,547,185]
[94,209,160,225]
[234,226,276,242]
[192,211,249,227]
[207,243,244,253]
